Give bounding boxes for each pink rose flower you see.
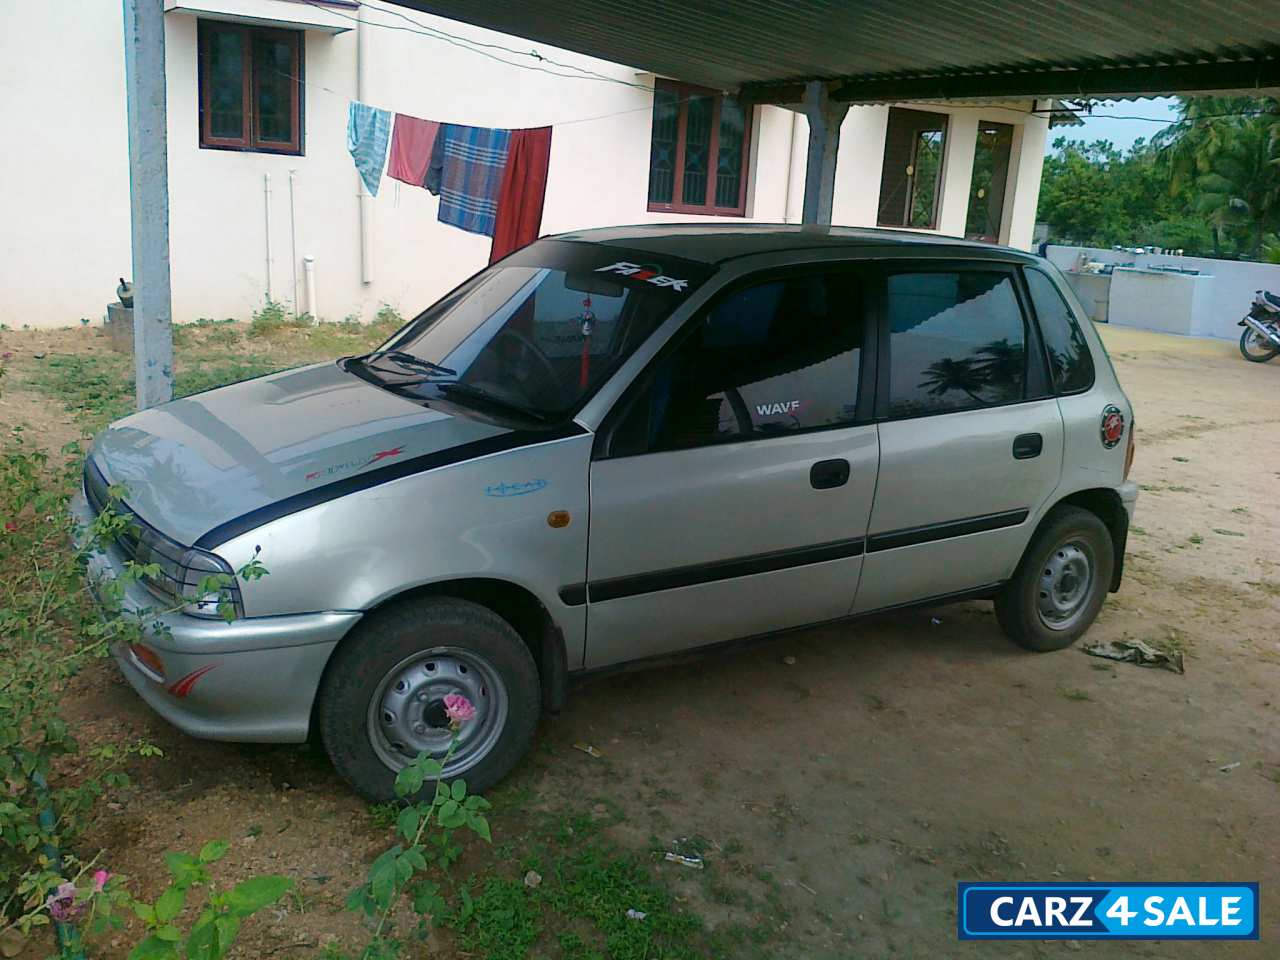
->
[93,870,111,892]
[2,521,15,533]
[443,694,476,724]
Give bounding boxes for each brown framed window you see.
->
[198,20,303,155]
[647,79,751,216]
[877,108,947,229]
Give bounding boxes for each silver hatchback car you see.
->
[76,225,1137,799]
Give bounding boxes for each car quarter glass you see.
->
[1024,267,1096,394]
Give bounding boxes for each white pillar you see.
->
[936,112,978,238]
[1004,103,1050,250]
[800,81,849,226]
[122,0,174,409]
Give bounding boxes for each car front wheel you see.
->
[995,505,1114,652]
[317,596,540,801]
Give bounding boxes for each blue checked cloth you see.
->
[347,101,392,197]
[429,123,511,237]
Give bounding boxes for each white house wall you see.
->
[1,0,1049,330]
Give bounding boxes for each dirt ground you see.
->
[3,323,1278,957]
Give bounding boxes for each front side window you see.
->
[611,272,864,456]
[647,79,751,216]
[347,242,710,424]
[199,20,303,154]
[1025,268,1095,393]
[877,108,948,229]
[885,271,1032,418]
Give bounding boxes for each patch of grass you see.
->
[248,298,311,338]
[1167,485,1194,493]
[1212,528,1246,538]
[1130,525,1147,536]
[1231,506,1249,515]
[25,353,132,427]
[1172,456,1191,463]
[1059,688,1093,702]
[1188,533,1203,545]
[1245,580,1280,598]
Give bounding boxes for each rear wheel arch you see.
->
[1038,487,1128,592]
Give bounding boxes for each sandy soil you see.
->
[2,323,1277,958]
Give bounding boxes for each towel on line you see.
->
[426,123,512,237]
[387,114,440,187]
[346,101,392,197]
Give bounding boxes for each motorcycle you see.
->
[1239,290,1280,362]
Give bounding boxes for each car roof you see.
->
[552,222,1039,267]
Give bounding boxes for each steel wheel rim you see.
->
[1243,329,1277,359]
[366,646,508,778]
[1036,540,1095,631]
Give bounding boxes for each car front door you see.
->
[579,266,878,669]
[853,262,1065,613]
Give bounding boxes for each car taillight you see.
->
[1124,418,1136,479]
[129,643,166,682]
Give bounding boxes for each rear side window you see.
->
[1025,268,1095,394]
[610,272,864,455]
[884,271,1031,418]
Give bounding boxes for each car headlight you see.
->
[179,548,242,619]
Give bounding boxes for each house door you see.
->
[965,122,1014,243]
[854,264,1064,613]
[583,268,878,669]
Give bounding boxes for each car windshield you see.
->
[349,240,710,423]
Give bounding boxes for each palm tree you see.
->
[975,339,1024,399]
[919,356,988,405]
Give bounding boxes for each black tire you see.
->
[317,596,540,801]
[1239,328,1279,363]
[995,506,1114,652]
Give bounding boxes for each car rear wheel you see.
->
[995,505,1114,652]
[317,596,540,801]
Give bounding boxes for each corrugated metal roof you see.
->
[392,0,1280,99]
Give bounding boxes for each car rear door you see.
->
[579,265,878,669]
[852,261,1064,613]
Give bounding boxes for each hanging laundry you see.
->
[490,126,553,263]
[346,101,392,197]
[387,114,440,187]
[428,124,512,237]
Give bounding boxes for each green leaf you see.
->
[437,799,465,829]
[469,813,492,843]
[199,839,230,863]
[155,885,185,923]
[396,805,420,841]
[133,902,157,924]
[450,779,467,802]
[225,875,293,916]
[368,847,402,907]
[127,935,179,960]
[155,925,182,942]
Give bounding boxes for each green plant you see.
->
[248,299,309,338]
[125,841,291,960]
[340,703,491,959]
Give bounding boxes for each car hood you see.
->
[88,362,510,546]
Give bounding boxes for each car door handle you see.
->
[1012,433,1043,460]
[810,458,851,489]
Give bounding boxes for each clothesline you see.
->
[348,101,552,261]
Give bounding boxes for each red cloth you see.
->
[489,126,553,263]
[387,114,440,186]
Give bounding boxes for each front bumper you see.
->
[72,491,360,742]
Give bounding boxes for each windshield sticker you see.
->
[595,261,688,292]
[304,446,406,483]
[485,479,548,498]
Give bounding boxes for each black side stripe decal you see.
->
[865,508,1028,553]
[559,536,866,606]
[195,422,586,549]
[559,508,1030,606]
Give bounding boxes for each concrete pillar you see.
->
[122,0,174,409]
[1004,102,1050,250]
[800,81,850,226]
[936,113,978,238]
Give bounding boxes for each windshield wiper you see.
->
[435,382,551,423]
[356,349,456,379]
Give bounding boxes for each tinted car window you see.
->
[612,272,863,455]
[885,271,1029,418]
[1025,268,1095,394]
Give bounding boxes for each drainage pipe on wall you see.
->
[289,170,300,316]
[263,173,274,301]
[356,5,374,285]
[303,255,318,320]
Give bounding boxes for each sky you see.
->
[1046,97,1180,154]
